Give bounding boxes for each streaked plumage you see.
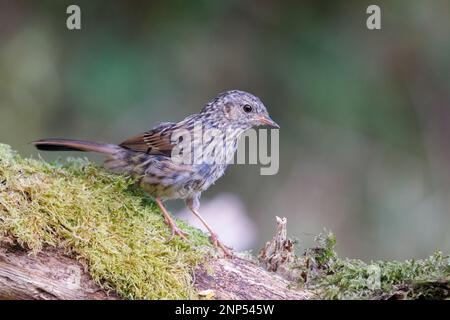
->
[33,90,279,256]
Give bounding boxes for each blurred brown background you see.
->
[1,0,450,260]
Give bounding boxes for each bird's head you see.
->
[201,90,279,131]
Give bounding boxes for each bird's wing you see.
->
[119,122,177,156]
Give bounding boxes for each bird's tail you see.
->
[32,138,120,155]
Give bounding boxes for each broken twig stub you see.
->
[258,216,298,280]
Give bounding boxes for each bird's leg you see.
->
[189,208,233,257]
[155,197,188,241]
[186,196,233,257]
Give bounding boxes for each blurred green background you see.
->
[1,0,450,260]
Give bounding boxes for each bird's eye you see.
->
[243,104,253,113]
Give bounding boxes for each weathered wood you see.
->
[0,216,312,300]
[258,216,299,281]
[0,244,119,300]
[0,243,311,300]
[195,257,312,300]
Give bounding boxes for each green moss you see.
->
[0,144,210,299]
[299,232,450,299]
[3,143,449,300]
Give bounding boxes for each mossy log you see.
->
[0,212,310,300]
[1,143,449,300]
[0,143,311,300]
[0,243,311,300]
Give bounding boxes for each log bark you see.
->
[195,257,311,300]
[0,244,119,300]
[0,243,312,300]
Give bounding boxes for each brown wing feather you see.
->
[119,122,177,156]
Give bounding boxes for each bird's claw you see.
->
[209,233,233,258]
[166,222,189,242]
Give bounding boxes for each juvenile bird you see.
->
[33,90,279,256]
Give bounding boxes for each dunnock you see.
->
[33,90,279,256]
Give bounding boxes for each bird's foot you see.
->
[209,233,233,258]
[165,220,189,242]
[155,197,189,242]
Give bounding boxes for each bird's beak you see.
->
[258,115,280,129]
